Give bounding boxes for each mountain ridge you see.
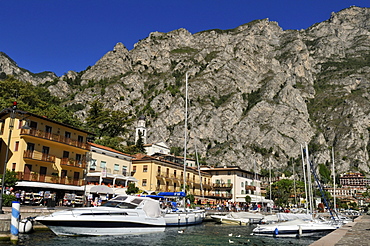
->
[1,6,370,175]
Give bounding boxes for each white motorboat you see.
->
[211,212,264,225]
[162,208,205,226]
[152,192,205,226]
[35,195,166,236]
[252,219,339,238]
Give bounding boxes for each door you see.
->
[42,146,50,161]
[60,170,67,184]
[39,166,47,182]
[26,143,35,158]
[45,125,52,138]
[73,172,80,185]
[24,164,32,180]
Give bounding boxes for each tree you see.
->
[245,195,252,204]
[135,131,146,154]
[0,77,81,127]
[85,100,133,139]
[126,183,139,194]
[318,163,332,184]
[270,179,305,207]
[0,170,18,189]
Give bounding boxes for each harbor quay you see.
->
[310,215,370,246]
[0,206,54,241]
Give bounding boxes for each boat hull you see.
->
[164,210,205,226]
[37,217,165,236]
[252,220,339,238]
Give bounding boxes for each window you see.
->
[114,164,119,171]
[122,166,127,176]
[241,182,244,187]
[76,154,82,162]
[142,179,147,186]
[100,161,106,169]
[143,165,148,172]
[63,151,69,158]
[65,131,71,138]
[14,141,19,151]
[132,166,136,173]
[12,163,16,171]
[45,125,52,133]
[77,135,84,142]
[90,159,97,170]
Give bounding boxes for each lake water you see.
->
[2,222,320,246]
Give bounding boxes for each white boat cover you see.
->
[276,213,313,221]
[229,212,264,219]
[142,199,162,218]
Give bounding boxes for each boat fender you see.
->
[19,217,35,234]
[274,228,278,236]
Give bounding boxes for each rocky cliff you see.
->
[1,6,370,174]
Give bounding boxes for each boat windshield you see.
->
[102,201,138,209]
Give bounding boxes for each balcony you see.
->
[17,172,84,186]
[24,150,56,163]
[20,128,90,150]
[61,157,87,169]
[213,183,233,189]
[245,185,256,191]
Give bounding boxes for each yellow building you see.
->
[0,107,91,196]
[132,153,212,197]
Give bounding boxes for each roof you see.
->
[0,108,93,135]
[201,166,259,176]
[132,153,210,176]
[89,142,133,158]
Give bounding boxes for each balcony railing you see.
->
[211,193,233,199]
[212,183,233,188]
[24,150,56,163]
[61,157,87,169]
[17,172,84,186]
[245,185,256,191]
[20,128,90,150]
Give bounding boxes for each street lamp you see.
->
[0,102,30,214]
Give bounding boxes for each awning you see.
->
[89,185,114,194]
[16,181,84,191]
[86,172,137,182]
[113,188,127,195]
[235,195,274,204]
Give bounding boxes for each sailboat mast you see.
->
[183,72,189,194]
[301,144,308,214]
[332,146,336,212]
[269,158,272,202]
[305,142,313,214]
[195,144,204,197]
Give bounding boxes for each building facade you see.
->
[86,142,135,188]
[132,153,212,198]
[201,166,271,205]
[0,107,91,198]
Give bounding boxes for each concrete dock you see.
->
[311,215,370,246]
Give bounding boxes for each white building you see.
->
[201,166,272,205]
[85,142,137,196]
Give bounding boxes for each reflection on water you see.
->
[1,222,319,246]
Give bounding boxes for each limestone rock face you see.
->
[1,6,370,174]
[0,52,57,85]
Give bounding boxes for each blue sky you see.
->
[0,1,368,76]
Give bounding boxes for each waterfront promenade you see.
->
[311,215,370,246]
